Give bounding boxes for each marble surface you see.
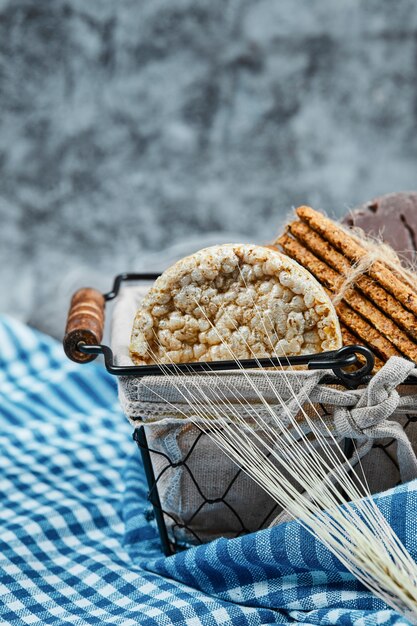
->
[1,0,417,337]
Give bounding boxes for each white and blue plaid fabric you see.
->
[0,315,416,625]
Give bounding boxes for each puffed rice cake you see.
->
[129,243,342,365]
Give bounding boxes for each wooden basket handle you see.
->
[63,288,105,363]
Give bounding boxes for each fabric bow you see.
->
[333,357,417,482]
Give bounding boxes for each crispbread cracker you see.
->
[335,301,401,362]
[277,233,417,361]
[339,325,384,373]
[340,324,361,347]
[296,206,417,317]
[130,243,342,365]
[288,220,417,341]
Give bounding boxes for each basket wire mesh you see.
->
[65,274,417,556]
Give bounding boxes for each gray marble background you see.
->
[1,0,417,337]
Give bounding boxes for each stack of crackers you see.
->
[275,206,417,370]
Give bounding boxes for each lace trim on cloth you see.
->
[119,357,417,482]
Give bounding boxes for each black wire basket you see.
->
[63,273,417,555]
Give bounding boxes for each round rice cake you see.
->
[129,243,342,365]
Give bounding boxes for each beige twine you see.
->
[330,224,417,306]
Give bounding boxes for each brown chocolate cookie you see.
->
[343,192,417,265]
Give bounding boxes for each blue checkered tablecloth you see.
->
[0,315,416,625]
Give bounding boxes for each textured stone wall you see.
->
[1,0,417,336]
